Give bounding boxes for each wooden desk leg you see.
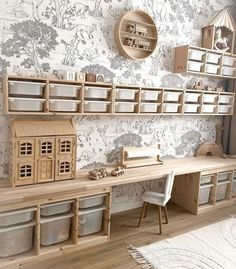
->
[158,205,162,234]
[164,205,168,224]
[138,202,146,227]
[144,203,149,218]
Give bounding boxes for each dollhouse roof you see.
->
[12,120,76,137]
[203,9,236,32]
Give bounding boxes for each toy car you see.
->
[88,168,108,180]
[111,166,125,177]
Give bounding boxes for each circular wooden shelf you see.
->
[115,10,158,60]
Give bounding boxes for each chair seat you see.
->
[143,191,169,206]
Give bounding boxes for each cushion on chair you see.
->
[142,191,168,206]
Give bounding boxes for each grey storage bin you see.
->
[218,172,230,182]
[9,81,45,96]
[199,184,213,205]
[49,84,80,97]
[0,221,34,257]
[200,175,213,185]
[40,212,73,246]
[0,207,36,227]
[41,200,73,216]
[216,182,228,201]
[78,205,106,236]
[79,194,105,209]
[232,180,236,196]
[9,97,45,111]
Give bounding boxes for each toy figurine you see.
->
[88,168,108,180]
[111,166,125,177]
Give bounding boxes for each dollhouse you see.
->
[10,119,77,187]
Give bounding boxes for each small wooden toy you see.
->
[215,87,224,92]
[204,85,213,91]
[193,80,204,91]
[127,23,147,36]
[96,74,104,82]
[111,166,125,176]
[76,72,86,82]
[86,73,96,82]
[124,38,150,50]
[63,71,76,81]
[88,168,108,180]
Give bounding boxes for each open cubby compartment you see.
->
[217,171,233,183]
[222,55,236,67]
[83,100,112,114]
[219,93,234,105]
[115,102,139,113]
[140,87,162,102]
[198,172,217,206]
[49,99,82,113]
[202,92,218,104]
[49,82,82,100]
[184,90,202,103]
[205,51,222,65]
[115,85,140,102]
[8,97,47,113]
[140,102,162,113]
[84,82,113,101]
[216,180,232,202]
[163,88,183,103]
[217,104,233,115]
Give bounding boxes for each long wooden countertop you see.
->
[0,156,236,211]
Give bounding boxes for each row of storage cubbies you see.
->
[0,192,110,262]
[3,76,235,115]
[198,170,236,210]
[174,45,236,79]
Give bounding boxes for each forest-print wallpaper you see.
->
[0,0,235,212]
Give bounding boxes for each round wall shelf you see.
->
[115,10,158,61]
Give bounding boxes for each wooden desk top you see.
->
[0,156,236,211]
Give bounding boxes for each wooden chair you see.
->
[138,171,175,234]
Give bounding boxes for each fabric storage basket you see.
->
[162,104,180,113]
[78,206,105,236]
[79,195,105,209]
[140,103,159,113]
[0,221,34,257]
[49,99,80,112]
[9,81,45,96]
[199,184,213,205]
[223,56,235,66]
[115,89,137,100]
[41,200,73,217]
[216,182,228,201]
[141,91,160,101]
[9,98,45,111]
[185,93,201,103]
[202,94,217,103]
[188,49,204,61]
[163,91,181,102]
[206,53,221,64]
[188,61,203,72]
[200,175,213,185]
[218,105,231,114]
[49,84,80,98]
[0,207,35,227]
[84,87,109,99]
[40,212,73,246]
[184,104,199,113]
[202,105,215,113]
[115,102,136,113]
[84,101,109,112]
[219,95,232,104]
[205,64,219,74]
[222,67,235,76]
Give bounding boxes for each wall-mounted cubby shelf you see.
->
[174,45,236,79]
[2,75,235,116]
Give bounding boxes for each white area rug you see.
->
[128,217,236,269]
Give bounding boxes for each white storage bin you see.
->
[0,208,35,227]
[232,180,236,195]
[202,94,217,103]
[223,56,236,66]
[217,172,230,182]
[9,81,45,96]
[199,184,213,205]
[185,93,201,103]
[9,97,45,111]
[222,66,236,76]
[188,49,204,61]
[206,53,221,64]
[40,213,73,246]
[140,103,160,113]
[79,195,105,209]
[84,87,109,99]
[84,101,109,112]
[41,200,73,217]
[163,103,180,113]
[49,84,80,98]
[163,91,181,102]
[78,206,105,236]
[141,91,160,101]
[218,105,231,114]
[205,64,219,74]
[49,99,80,112]
[202,105,215,113]
[184,104,199,113]
[115,102,136,113]
[0,222,34,257]
[188,61,203,72]
[200,175,212,185]
[116,89,137,100]
[219,95,232,104]
[216,182,228,201]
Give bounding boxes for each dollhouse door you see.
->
[37,157,54,183]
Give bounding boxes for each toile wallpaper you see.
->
[0,0,235,212]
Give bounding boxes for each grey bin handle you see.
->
[40,212,74,224]
[79,216,86,225]
[0,207,37,218]
[40,199,74,209]
[78,205,107,216]
[0,221,36,234]
[79,194,106,202]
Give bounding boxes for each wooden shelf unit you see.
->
[2,75,235,116]
[174,45,236,79]
[0,187,111,269]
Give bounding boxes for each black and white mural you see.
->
[0,0,235,212]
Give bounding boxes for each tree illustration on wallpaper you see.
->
[1,20,58,76]
[0,57,10,75]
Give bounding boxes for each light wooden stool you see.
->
[138,171,175,234]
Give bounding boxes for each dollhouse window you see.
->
[41,141,52,154]
[19,165,32,178]
[20,143,32,156]
[60,141,71,153]
[59,161,71,174]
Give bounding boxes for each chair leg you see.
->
[157,205,162,234]
[138,202,146,227]
[144,203,149,218]
[164,205,168,224]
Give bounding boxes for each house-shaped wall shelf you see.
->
[10,119,77,187]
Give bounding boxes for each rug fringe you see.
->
[127,245,155,269]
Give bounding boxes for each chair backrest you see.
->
[163,171,175,204]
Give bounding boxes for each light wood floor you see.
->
[23,201,236,269]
